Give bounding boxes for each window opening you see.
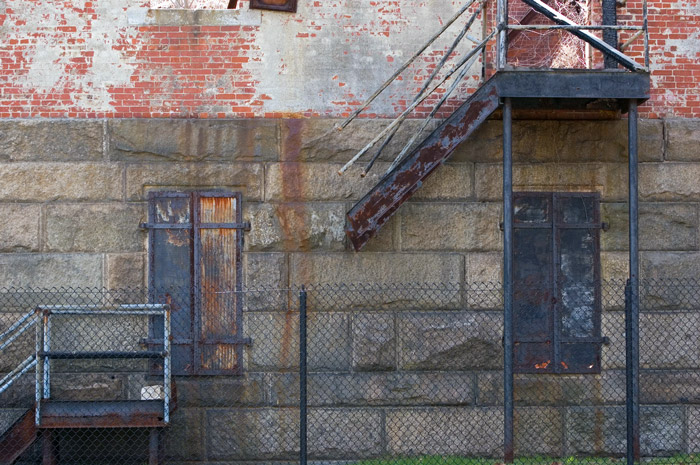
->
[249,0,297,12]
[513,192,603,374]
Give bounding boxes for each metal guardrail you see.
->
[33,304,172,426]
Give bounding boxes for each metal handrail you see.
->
[35,304,172,426]
[0,311,39,397]
[497,0,649,71]
[0,354,37,396]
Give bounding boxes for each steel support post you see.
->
[626,99,640,464]
[503,98,514,463]
[299,286,308,465]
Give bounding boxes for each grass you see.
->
[350,455,700,465]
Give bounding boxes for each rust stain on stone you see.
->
[278,119,311,253]
[278,119,309,365]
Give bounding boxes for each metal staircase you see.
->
[0,304,172,465]
[338,0,650,251]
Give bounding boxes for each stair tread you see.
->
[40,400,165,429]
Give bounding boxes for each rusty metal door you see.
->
[512,192,603,374]
[144,191,248,375]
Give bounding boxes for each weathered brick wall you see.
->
[0,0,698,118]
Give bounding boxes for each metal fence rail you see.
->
[0,281,699,464]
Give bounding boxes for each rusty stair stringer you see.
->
[346,75,501,251]
[0,407,37,465]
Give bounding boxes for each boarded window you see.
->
[249,0,297,12]
[512,192,603,374]
[144,191,248,375]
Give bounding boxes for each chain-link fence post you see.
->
[299,285,307,465]
[626,278,640,464]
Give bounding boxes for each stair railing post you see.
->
[497,0,508,69]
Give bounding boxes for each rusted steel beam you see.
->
[0,407,37,464]
[346,76,501,251]
[40,400,166,429]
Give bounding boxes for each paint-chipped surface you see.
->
[0,0,697,117]
[0,0,482,118]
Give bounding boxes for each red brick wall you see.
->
[0,0,697,119]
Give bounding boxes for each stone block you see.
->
[0,374,33,407]
[106,253,145,289]
[0,163,122,202]
[601,202,698,251]
[50,373,125,401]
[244,253,288,291]
[0,204,40,252]
[357,206,400,252]
[398,312,503,371]
[665,119,700,161]
[308,312,351,371]
[265,162,387,202]
[308,408,384,458]
[641,406,684,455]
[686,407,700,452]
[568,406,685,456]
[245,312,299,371]
[0,312,34,371]
[602,311,626,370]
[452,120,663,164]
[243,253,289,311]
[0,253,103,288]
[476,371,625,406]
[108,119,279,162]
[352,312,396,371]
[138,7,261,26]
[244,202,346,252]
[401,203,502,252]
[466,252,502,285]
[386,407,503,457]
[641,371,700,404]
[639,312,700,369]
[565,406,626,456]
[125,162,263,201]
[280,118,437,163]
[206,408,299,460]
[269,373,300,407]
[640,119,666,162]
[475,163,628,201]
[164,408,204,460]
[411,163,473,200]
[0,120,103,162]
[246,312,346,371]
[45,203,146,253]
[290,253,463,296]
[642,251,700,279]
[641,163,700,201]
[641,252,700,307]
[50,313,148,353]
[175,375,266,408]
[514,407,564,456]
[306,372,474,407]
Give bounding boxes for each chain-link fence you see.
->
[0,281,699,464]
